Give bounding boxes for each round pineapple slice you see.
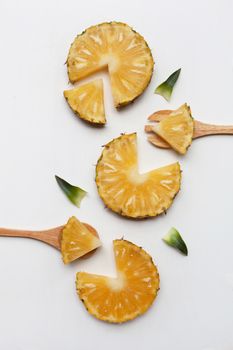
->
[64,79,105,124]
[67,22,154,108]
[61,216,101,264]
[152,104,194,154]
[96,133,181,219]
[76,239,160,323]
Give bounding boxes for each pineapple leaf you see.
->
[154,68,181,101]
[163,227,188,255]
[55,175,87,208]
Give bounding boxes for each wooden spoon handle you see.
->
[0,223,98,251]
[0,226,63,250]
[194,121,233,138]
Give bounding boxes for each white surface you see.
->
[0,0,232,349]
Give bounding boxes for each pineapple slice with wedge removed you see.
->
[67,22,154,108]
[64,79,105,124]
[96,133,181,219]
[152,104,194,154]
[76,239,160,323]
[61,216,101,264]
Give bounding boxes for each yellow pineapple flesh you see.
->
[64,79,105,124]
[152,104,194,154]
[76,239,159,323]
[61,216,101,264]
[96,133,181,218]
[67,22,154,108]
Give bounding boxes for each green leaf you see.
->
[55,175,87,208]
[163,227,188,255]
[154,68,181,101]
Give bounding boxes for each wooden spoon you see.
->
[145,109,233,149]
[0,222,98,251]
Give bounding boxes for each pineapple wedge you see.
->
[64,79,105,124]
[67,22,154,108]
[61,217,101,264]
[96,133,181,219]
[152,104,194,154]
[76,239,160,323]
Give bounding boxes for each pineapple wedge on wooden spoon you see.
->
[0,216,101,264]
[145,103,233,154]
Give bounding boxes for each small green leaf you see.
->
[55,175,87,208]
[163,227,188,255]
[154,68,181,101]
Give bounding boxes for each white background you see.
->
[0,0,232,349]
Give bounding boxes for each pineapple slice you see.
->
[61,216,101,264]
[96,133,181,219]
[76,239,160,323]
[67,22,154,108]
[152,104,194,154]
[64,79,105,124]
